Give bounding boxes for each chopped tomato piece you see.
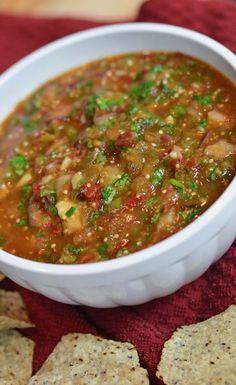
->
[124,194,146,207]
[79,181,102,207]
[116,131,135,148]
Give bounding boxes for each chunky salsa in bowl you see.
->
[0,51,235,264]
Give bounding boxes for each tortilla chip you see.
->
[156,305,236,385]
[29,333,149,384]
[0,329,34,385]
[0,289,34,331]
[0,273,5,282]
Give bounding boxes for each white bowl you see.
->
[0,23,236,308]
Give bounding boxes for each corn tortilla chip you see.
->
[0,289,34,331]
[0,273,5,282]
[0,329,34,385]
[156,305,236,385]
[29,333,149,384]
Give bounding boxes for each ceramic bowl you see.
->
[0,23,236,307]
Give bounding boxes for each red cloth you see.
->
[0,2,236,384]
[138,0,236,53]
[0,15,102,73]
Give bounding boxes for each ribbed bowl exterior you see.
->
[2,214,236,307]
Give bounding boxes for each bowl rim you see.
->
[0,22,236,276]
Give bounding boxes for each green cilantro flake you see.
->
[102,186,116,204]
[18,184,32,214]
[11,116,20,126]
[22,117,38,132]
[128,103,139,114]
[134,70,143,80]
[180,207,201,224]
[107,140,116,153]
[50,207,58,216]
[170,178,185,190]
[21,184,32,198]
[147,196,158,207]
[114,173,131,188]
[90,210,100,225]
[151,210,161,224]
[97,125,108,132]
[0,234,6,246]
[97,242,109,259]
[193,94,212,106]
[200,119,208,128]
[85,94,98,118]
[97,97,115,110]
[12,116,38,132]
[131,117,155,133]
[17,202,25,214]
[158,81,177,100]
[210,167,218,181]
[189,181,198,192]
[152,64,163,74]
[65,206,76,217]
[14,219,28,227]
[10,154,28,176]
[64,244,83,255]
[35,231,45,238]
[60,243,85,263]
[157,54,168,60]
[24,90,42,113]
[130,81,154,101]
[171,105,186,118]
[96,153,107,164]
[76,79,94,90]
[151,167,165,187]
[86,138,93,149]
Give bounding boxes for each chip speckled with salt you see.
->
[28,333,149,384]
[156,305,236,385]
[0,289,34,331]
[0,329,34,385]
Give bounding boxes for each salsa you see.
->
[0,52,235,264]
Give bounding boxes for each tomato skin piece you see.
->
[69,153,76,160]
[184,158,200,178]
[111,238,129,257]
[33,183,41,194]
[124,193,146,208]
[74,142,88,158]
[79,181,102,207]
[116,131,135,148]
[185,158,199,169]
[160,134,172,143]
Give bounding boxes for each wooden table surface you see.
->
[0,0,144,20]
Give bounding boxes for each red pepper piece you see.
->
[116,131,135,148]
[32,183,41,194]
[79,181,102,207]
[124,194,146,208]
[111,238,129,257]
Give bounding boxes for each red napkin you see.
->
[138,0,236,53]
[0,15,103,74]
[0,2,236,384]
